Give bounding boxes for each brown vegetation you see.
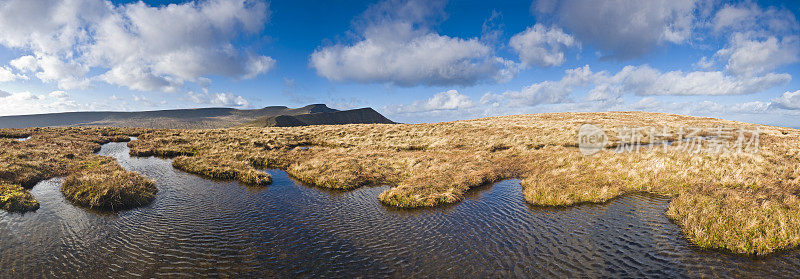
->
[62,156,157,210]
[128,111,800,255]
[0,127,155,212]
[0,183,39,212]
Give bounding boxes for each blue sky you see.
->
[0,0,799,127]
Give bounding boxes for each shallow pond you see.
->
[2,141,800,277]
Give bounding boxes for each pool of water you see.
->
[2,141,800,277]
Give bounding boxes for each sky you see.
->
[0,0,799,127]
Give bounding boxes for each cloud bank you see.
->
[310,0,515,86]
[0,0,274,91]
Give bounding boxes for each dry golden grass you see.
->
[0,127,155,212]
[127,111,800,255]
[0,183,39,212]
[172,154,271,186]
[62,156,157,210]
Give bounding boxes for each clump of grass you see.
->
[172,155,271,187]
[0,183,39,212]
[62,156,157,210]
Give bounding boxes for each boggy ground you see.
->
[2,112,799,256]
[126,111,800,256]
[0,127,156,212]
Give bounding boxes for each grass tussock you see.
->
[0,127,153,212]
[61,156,157,210]
[172,154,271,186]
[127,111,800,256]
[0,183,39,212]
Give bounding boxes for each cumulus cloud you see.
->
[0,90,85,116]
[310,0,513,86]
[772,90,800,110]
[9,55,37,72]
[717,35,799,76]
[710,2,800,79]
[487,65,790,107]
[0,66,26,82]
[186,91,250,108]
[388,90,475,113]
[710,3,800,77]
[509,24,577,67]
[534,0,697,59]
[0,0,274,91]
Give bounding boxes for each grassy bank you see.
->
[127,112,800,256]
[0,127,155,212]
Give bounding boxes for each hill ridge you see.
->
[0,104,395,129]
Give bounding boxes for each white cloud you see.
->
[534,0,697,59]
[49,90,68,98]
[489,65,790,107]
[509,24,577,67]
[0,66,25,82]
[9,55,37,72]
[711,3,799,77]
[186,91,250,108]
[33,55,90,90]
[388,90,475,113]
[712,3,798,34]
[772,90,800,110]
[495,65,594,106]
[310,0,513,86]
[716,34,799,77]
[0,0,274,91]
[694,56,714,70]
[621,98,772,115]
[99,63,178,92]
[0,90,84,116]
[611,65,790,96]
[729,100,772,114]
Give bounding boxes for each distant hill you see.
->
[243,108,396,127]
[0,104,395,129]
